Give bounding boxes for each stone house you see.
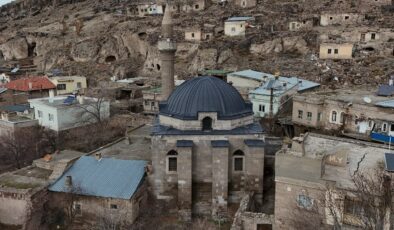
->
[5,76,56,101]
[48,155,148,227]
[288,20,313,31]
[142,86,163,114]
[320,13,363,26]
[48,75,87,95]
[151,76,266,221]
[182,0,206,12]
[235,0,257,8]
[185,27,214,42]
[137,2,164,17]
[319,43,354,59]
[0,150,84,230]
[274,133,393,229]
[224,17,255,37]
[291,84,394,142]
[28,95,110,132]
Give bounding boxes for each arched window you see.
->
[340,112,345,124]
[202,117,213,131]
[331,111,337,123]
[167,150,178,172]
[233,150,245,172]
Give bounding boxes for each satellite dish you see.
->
[363,97,372,103]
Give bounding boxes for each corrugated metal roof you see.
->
[250,77,320,96]
[0,104,30,112]
[211,140,230,148]
[228,69,271,81]
[377,85,394,96]
[375,100,394,108]
[226,17,254,22]
[49,156,147,200]
[177,140,194,147]
[244,139,265,147]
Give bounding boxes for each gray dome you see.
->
[159,76,253,120]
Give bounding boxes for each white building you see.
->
[224,17,254,37]
[28,94,110,132]
[49,76,87,95]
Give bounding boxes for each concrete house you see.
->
[182,0,205,12]
[28,95,110,132]
[185,26,214,42]
[249,77,319,118]
[319,43,354,59]
[275,133,393,229]
[289,20,313,31]
[48,155,148,227]
[224,17,254,37]
[292,83,394,143]
[227,69,269,97]
[49,76,87,95]
[137,2,164,17]
[151,76,266,221]
[0,104,38,137]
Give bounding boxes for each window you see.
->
[195,4,199,9]
[259,105,265,112]
[329,17,333,20]
[297,195,313,209]
[298,110,303,119]
[167,150,177,172]
[57,84,66,90]
[328,49,332,54]
[48,113,54,121]
[206,34,210,39]
[77,82,82,89]
[151,102,155,106]
[110,204,118,209]
[144,101,149,106]
[371,33,376,40]
[191,33,195,38]
[233,150,244,172]
[240,24,243,28]
[368,120,374,128]
[391,124,394,132]
[202,117,213,131]
[307,112,312,121]
[344,197,362,217]
[382,123,388,132]
[291,22,296,29]
[334,49,339,54]
[231,27,236,32]
[331,111,337,122]
[340,112,345,124]
[38,110,43,118]
[317,112,322,122]
[242,1,246,6]
[345,16,349,20]
[73,203,82,216]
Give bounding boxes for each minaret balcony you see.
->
[158,40,177,51]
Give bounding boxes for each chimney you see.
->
[78,95,85,104]
[95,152,102,161]
[65,176,72,188]
[28,82,33,90]
[49,89,55,103]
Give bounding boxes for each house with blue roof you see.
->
[48,155,148,226]
[225,16,255,37]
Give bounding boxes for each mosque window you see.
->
[233,150,244,172]
[202,117,213,131]
[167,150,178,172]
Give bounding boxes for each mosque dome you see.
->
[159,76,253,120]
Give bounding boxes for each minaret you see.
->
[158,4,177,100]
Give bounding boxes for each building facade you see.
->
[49,76,87,95]
[224,17,254,37]
[319,43,354,59]
[151,76,266,221]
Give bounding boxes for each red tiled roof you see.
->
[6,76,56,92]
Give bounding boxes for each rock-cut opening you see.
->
[105,55,116,63]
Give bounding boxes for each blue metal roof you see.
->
[176,140,194,147]
[377,85,394,96]
[244,139,265,147]
[384,153,394,172]
[250,77,320,96]
[49,156,147,200]
[226,17,254,22]
[0,104,30,112]
[160,76,253,120]
[211,140,230,148]
[375,100,394,108]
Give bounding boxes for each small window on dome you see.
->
[202,117,212,131]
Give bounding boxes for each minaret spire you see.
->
[158,4,177,100]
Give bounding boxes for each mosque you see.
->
[151,5,267,221]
